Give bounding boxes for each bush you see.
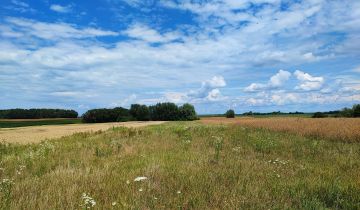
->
[130,104,150,121]
[225,109,235,118]
[179,103,199,120]
[82,107,131,123]
[312,112,328,118]
[0,109,78,119]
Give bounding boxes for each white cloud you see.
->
[3,18,118,40]
[271,93,298,105]
[294,70,324,91]
[165,92,187,103]
[123,23,181,43]
[50,4,72,13]
[353,65,360,73]
[244,69,291,92]
[269,70,292,87]
[206,89,226,101]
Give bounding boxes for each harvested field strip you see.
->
[0,121,165,144]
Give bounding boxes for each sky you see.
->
[0,0,359,114]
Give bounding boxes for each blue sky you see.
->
[0,0,359,114]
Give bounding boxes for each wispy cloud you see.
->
[50,4,72,13]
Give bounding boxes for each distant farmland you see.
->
[201,117,360,142]
[0,118,82,128]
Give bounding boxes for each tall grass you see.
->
[0,122,359,209]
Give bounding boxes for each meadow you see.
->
[1,120,360,209]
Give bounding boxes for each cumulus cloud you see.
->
[244,70,291,92]
[50,4,72,13]
[294,70,324,91]
[163,76,227,104]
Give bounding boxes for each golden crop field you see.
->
[0,121,165,144]
[201,117,360,142]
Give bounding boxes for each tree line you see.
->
[312,104,360,118]
[0,108,78,119]
[82,102,198,123]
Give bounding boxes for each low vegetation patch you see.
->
[0,122,359,209]
[0,109,78,119]
[0,118,82,128]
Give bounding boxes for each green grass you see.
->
[0,122,359,209]
[0,118,82,128]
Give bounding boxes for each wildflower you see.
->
[1,178,14,185]
[126,180,130,184]
[134,176,147,182]
[177,191,181,194]
[139,188,143,192]
[276,174,281,178]
[81,193,96,209]
[154,197,158,200]
[112,202,117,206]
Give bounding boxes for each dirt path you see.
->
[0,121,166,144]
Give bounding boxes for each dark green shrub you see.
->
[312,112,328,118]
[82,107,130,123]
[225,109,235,118]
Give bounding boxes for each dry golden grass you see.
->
[201,117,360,142]
[0,121,165,144]
[1,122,360,209]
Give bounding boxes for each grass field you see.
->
[0,118,82,128]
[1,121,359,209]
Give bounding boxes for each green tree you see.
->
[130,104,150,121]
[225,109,235,118]
[179,103,198,120]
[352,104,360,117]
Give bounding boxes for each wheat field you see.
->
[201,117,360,142]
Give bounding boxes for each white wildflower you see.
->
[177,191,181,194]
[139,188,143,192]
[81,193,96,209]
[126,180,130,184]
[112,202,117,206]
[134,176,147,182]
